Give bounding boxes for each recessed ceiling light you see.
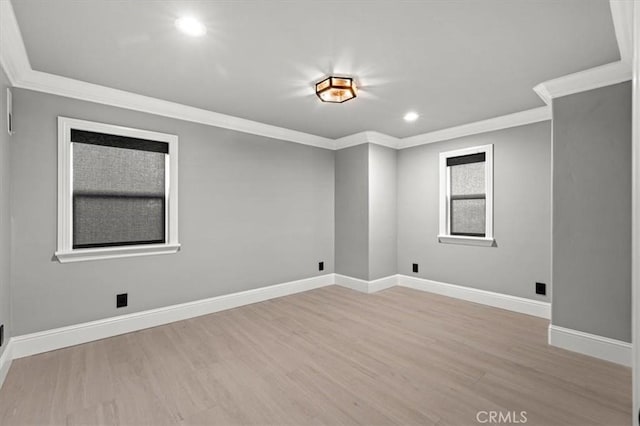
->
[404,111,419,122]
[175,16,207,37]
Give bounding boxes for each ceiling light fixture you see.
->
[175,16,207,37]
[404,111,419,122]
[315,76,357,103]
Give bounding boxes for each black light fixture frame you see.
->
[315,76,357,103]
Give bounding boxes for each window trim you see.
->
[438,144,494,247]
[56,117,180,263]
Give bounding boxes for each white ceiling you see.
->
[11,0,619,139]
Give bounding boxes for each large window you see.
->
[439,144,494,246]
[56,117,179,262]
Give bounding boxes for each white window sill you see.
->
[438,235,495,247]
[55,243,181,263]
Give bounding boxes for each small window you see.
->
[439,144,494,246]
[56,117,180,262]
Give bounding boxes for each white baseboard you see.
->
[11,274,334,360]
[334,274,369,293]
[10,272,627,396]
[334,274,398,294]
[368,275,399,293]
[0,341,13,391]
[397,275,551,319]
[548,325,632,367]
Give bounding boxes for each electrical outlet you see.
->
[536,282,546,295]
[412,263,419,273]
[116,293,128,308]
[319,261,324,271]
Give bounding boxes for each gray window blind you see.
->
[449,154,486,237]
[72,130,168,249]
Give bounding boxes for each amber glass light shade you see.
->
[315,76,357,103]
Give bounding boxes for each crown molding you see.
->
[334,132,370,150]
[0,0,334,150]
[398,106,551,149]
[334,131,400,150]
[531,0,632,105]
[0,0,628,151]
[19,70,334,149]
[0,0,31,85]
[533,60,631,105]
[337,108,552,151]
[610,0,633,63]
[532,84,553,106]
[365,131,400,149]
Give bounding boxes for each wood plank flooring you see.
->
[0,285,631,425]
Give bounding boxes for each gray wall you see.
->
[0,69,12,357]
[335,144,369,280]
[11,88,335,335]
[9,81,629,344]
[552,82,631,342]
[398,121,551,300]
[369,144,397,280]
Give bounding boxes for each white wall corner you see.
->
[397,275,551,319]
[548,325,632,367]
[0,341,13,392]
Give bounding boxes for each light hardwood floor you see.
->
[0,285,631,425]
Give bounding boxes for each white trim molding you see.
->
[438,144,494,247]
[368,275,399,293]
[0,0,554,154]
[0,0,30,86]
[397,275,551,319]
[334,131,400,150]
[0,0,632,152]
[56,244,181,264]
[55,117,180,263]
[333,132,369,150]
[437,235,495,247]
[334,274,369,293]
[334,274,398,294]
[398,107,551,149]
[0,1,333,150]
[548,325,632,367]
[11,274,335,359]
[19,70,334,149]
[533,61,632,105]
[531,0,633,105]
[610,0,633,64]
[0,0,552,153]
[0,342,13,392]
